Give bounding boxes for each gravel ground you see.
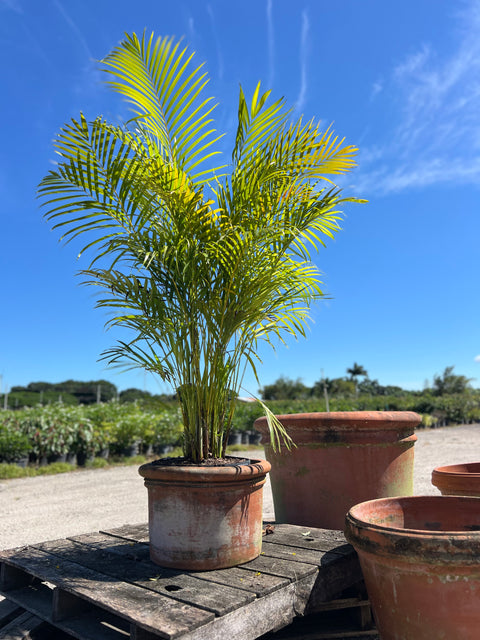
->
[1,423,479,551]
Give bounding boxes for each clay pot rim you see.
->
[347,495,480,537]
[139,456,271,482]
[432,462,480,477]
[254,411,421,431]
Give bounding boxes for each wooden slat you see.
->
[238,554,318,580]
[0,597,23,627]
[36,538,255,617]
[0,523,365,640]
[259,541,345,566]
[188,566,289,597]
[263,525,353,555]
[306,554,364,612]
[312,597,370,612]
[1,547,213,639]
[72,532,291,597]
[100,524,149,543]
[0,610,45,640]
[0,581,53,621]
[70,532,151,562]
[176,574,319,640]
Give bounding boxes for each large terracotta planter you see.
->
[138,457,270,570]
[345,496,480,640]
[432,461,480,496]
[254,411,420,530]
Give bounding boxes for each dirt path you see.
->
[1,424,478,550]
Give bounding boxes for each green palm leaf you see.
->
[39,32,365,462]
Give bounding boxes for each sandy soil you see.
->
[1,423,479,550]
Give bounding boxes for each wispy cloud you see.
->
[354,0,480,196]
[207,4,224,81]
[296,9,309,112]
[370,79,383,101]
[187,16,195,41]
[0,0,23,13]
[53,0,93,61]
[475,355,480,363]
[266,0,275,88]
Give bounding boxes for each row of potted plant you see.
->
[236,395,480,427]
[0,403,183,465]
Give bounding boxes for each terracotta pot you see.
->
[254,411,420,530]
[138,457,271,570]
[432,461,480,496]
[345,496,480,640]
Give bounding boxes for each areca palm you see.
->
[39,32,364,462]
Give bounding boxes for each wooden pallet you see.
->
[0,523,366,640]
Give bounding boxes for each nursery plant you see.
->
[39,31,362,464]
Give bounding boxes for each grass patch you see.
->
[0,463,36,479]
[36,462,76,475]
[0,462,74,479]
[84,456,110,469]
[226,444,265,453]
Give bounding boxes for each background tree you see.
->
[119,388,152,403]
[261,376,310,401]
[357,378,405,397]
[432,366,473,396]
[10,380,117,404]
[346,362,368,395]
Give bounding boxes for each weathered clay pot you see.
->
[345,496,480,640]
[254,411,420,530]
[138,457,270,570]
[432,461,480,496]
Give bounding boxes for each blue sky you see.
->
[1,0,479,396]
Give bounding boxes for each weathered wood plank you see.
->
[177,574,318,640]
[0,610,45,640]
[1,547,213,639]
[57,608,132,640]
[311,597,370,612]
[100,523,149,543]
[52,587,92,622]
[0,582,54,621]
[188,566,289,597]
[100,522,354,555]
[238,554,317,580]
[1,523,364,640]
[69,532,150,562]
[0,564,36,592]
[259,541,346,566]
[305,554,364,612]
[71,532,292,597]
[36,538,255,617]
[262,525,353,556]
[0,597,23,626]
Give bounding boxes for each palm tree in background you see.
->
[347,362,368,396]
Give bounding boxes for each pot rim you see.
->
[254,411,422,431]
[138,456,271,482]
[432,462,480,478]
[346,495,480,537]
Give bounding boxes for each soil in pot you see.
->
[432,461,480,496]
[138,456,271,570]
[345,495,480,640]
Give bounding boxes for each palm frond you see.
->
[39,32,365,461]
[102,31,224,182]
